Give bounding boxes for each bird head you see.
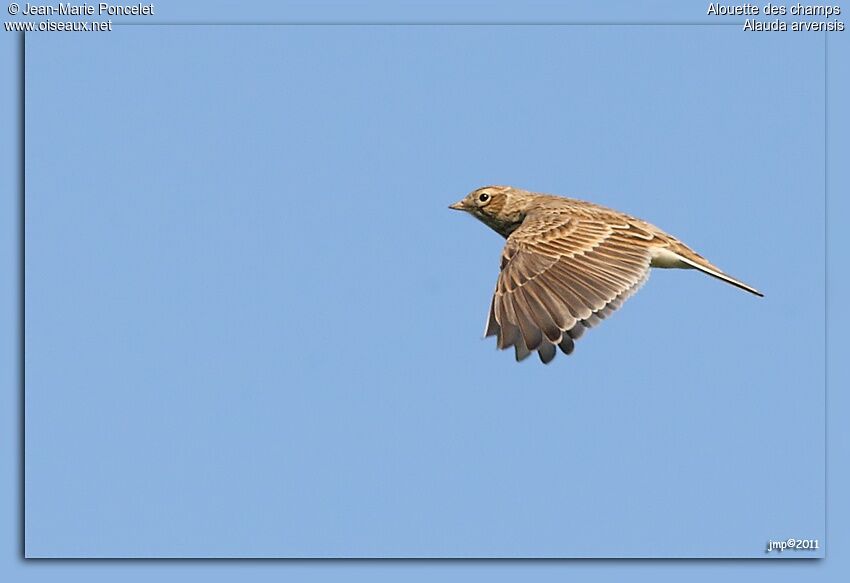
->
[449,185,529,238]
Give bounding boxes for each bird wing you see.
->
[486,208,653,363]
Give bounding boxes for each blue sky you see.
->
[22,23,825,557]
[2,0,847,579]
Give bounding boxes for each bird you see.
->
[449,185,763,364]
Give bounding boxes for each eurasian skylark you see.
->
[449,185,763,364]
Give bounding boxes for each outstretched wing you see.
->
[486,208,653,363]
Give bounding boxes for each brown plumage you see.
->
[449,185,763,364]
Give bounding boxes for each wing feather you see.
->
[511,290,544,351]
[522,282,564,343]
[486,208,652,363]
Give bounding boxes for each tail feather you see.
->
[677,255,764,297]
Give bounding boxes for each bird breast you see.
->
[476,212,524,239]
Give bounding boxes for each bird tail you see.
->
[676,254,764,297]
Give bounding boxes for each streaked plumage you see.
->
[449,185,762,364]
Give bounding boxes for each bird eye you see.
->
[478,193,490,203]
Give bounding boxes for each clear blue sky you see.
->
[2,0,847,579]
[23,20,824,558]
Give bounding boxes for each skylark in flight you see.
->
[449,185,763,364]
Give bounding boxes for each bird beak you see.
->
[448,200,466,211]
